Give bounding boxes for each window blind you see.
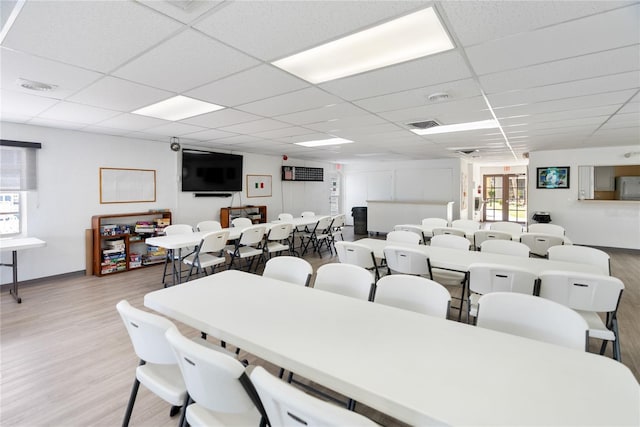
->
[0,140,41,191]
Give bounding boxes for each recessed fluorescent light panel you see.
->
[295,137,354,147]
[132,95,224,121]
[272,7,453,83]
[411,119,499,136]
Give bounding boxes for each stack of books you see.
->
[135,221,155,234]
[144,245,166,265]
[129,253,142,269]
[101,239,126,274]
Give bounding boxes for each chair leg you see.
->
[122,377,141,427]
[178,394,191,427]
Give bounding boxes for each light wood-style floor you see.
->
[1,227,638,427]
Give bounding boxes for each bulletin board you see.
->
[246,174,272,198]
[100,167,156,204]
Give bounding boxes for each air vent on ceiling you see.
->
[407,120,440,129]
[456,149,480,156]
[166,0,198,11]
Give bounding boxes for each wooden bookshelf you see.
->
[219,206,267,228]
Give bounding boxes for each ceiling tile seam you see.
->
[589,88,640,136]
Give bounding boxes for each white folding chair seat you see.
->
[538,271,624,360]
[386,230,421,244]
[473,230,512,250]
[421,218,449,238]
[300,211,315,218]
[226,225,266,271]
[299,215,334,257]
[165,328,261,427]
[520,233,564,257]
[374,275,451,319]
[383,245,432,277]
[393,224,426,244]
[480,240,530,257]
[547,245,611,275]
[231,217,253,229]
[183,230,230,280]
[314,263,374,301]
[429,234,470,321]
[263,256,312,287]
[248,366,379,427]
[467,263,538,322]
[528,223,566,236]
[196,220,222,232]
[476,292,589,351]
[335,241,381,281]
[264,223,293,257]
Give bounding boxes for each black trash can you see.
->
[531,211,552,223]
[351,206,368,235]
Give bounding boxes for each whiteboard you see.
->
[100,168,156,204]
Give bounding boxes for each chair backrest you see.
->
[383,245,431,276]
[314,264,373,301]
[538,271,624,313]
[431,234,471,251]
[164,224,193,235]
[520,233,564,257]
[374,275,451,319]
[267,223,292,241]
[490,221,524,235]
[239,225,266,246]
[314,215,333,232]
[232,217,253,229]
[116,300,176,364]
[528,223,565,236]
[480,239,530,258]
[334,241,376,270]
[300,211,315,218]
[386,230,421,244]
[277,213,294,221]
[476,292,588,351]
[451,219,481,233]
[392,225,425,243]
[263,256,312,287]
[196,220,222,232]
[473,230,512,248]
[468,263,537,296]
[248,366,378,427]
[165,327,256,414]
[421,217,449,231]
[199,230,230,253]
[547,246,611,275]
[431,227,466,238]
[331,213,346,228]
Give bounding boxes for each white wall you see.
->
[528,146,640,249]
[0,122,332,283]
[342,159,462,225]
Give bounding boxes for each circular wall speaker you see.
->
[170,141,181,152]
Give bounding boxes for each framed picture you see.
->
[246,174,272,197]
[536,166,570,189]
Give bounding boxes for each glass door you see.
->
[483,174,527,222]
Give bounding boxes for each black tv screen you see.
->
[181,150,243,192]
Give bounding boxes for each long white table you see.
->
[144,270,640,425]
[0,237,46,303]
[356,237,605,275]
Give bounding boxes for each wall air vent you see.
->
[407,120,440,129]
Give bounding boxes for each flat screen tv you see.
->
[181,150,243,192]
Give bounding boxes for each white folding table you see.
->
[144,270,639,426]
[0,237,46,303]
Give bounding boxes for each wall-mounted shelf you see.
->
[282,166,323,182]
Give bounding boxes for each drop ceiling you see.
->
[1,0,638,164]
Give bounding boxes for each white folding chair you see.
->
[528,223,566,236]
[421,217,449,239]
[300,211,315,218]
[116,300,187,427]
[277,213,294,221]
[161,224,194,286]
[430,234,470,321]
[248,366,379,427]
[538,271,624,361]
[231,217,253,229]
[330,213,346,243]
[374,275,451,319]
[313,263,374,301]
[263,256,312,287]
[183,230,230,280]
[480,240,531,258]
[467,263,538,323]
[386,230,421,245]
[165,328,261,427]
[299,215,334,257]
[547,245,611,275]
[451,219,481,247]
[473,230,512,250]
[264,223,293,257]
[226,225,266,271]
[520,233,564,257]
[393,224,426,244]
[476,292,589,351]
[490,221,524,237]
[335,241,381,282]
[196,220,222,232]
[431,227,466,238]
[383,245,432,277]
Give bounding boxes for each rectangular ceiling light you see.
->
[410,119,499,136]
[295,137,354,147]
[132,95,224,121]
[272,7,453,84]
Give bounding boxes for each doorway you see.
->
[483,174,527,223]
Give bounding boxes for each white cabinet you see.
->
[594,166,615,191]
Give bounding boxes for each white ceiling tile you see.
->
[0,48,103,99]
[2,1,182,72]
[219,118,291,134]
[37,101,121,124]
[320,51,472,100]
[186,64,309,107]
[466,4,640,75]
[195,1,431,61]
[236,87,342,117]
[180,108,262,128]
[81,125,132,136]
[136,0,224,24]
[251,126,315,140]
[113,29,260,93]
[94,113,169,132]
[209,135,267,145]
[378,96,491,124]
[26,117,86,130]
[275,103,369,125]
[68,76,174,111]
[0,89,60,116]
[143,122,207,137]
[182,128,238,141]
